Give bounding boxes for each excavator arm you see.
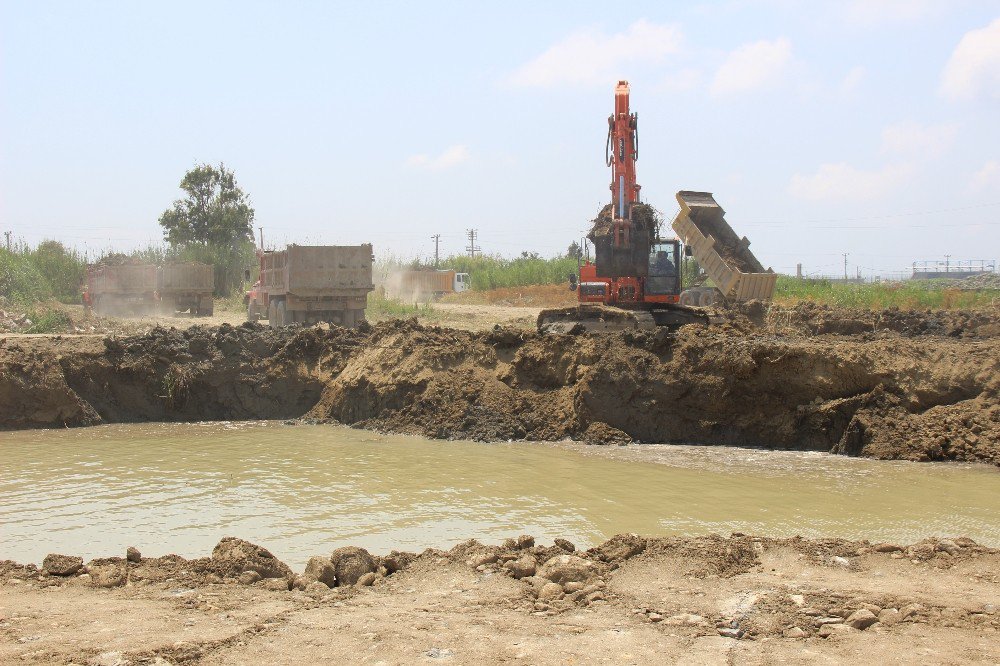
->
[608,81,640,247]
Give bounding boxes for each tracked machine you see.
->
[537,81,776,334]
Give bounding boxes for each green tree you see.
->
[158,163,256,295]
[159,163,255,246]
[566,241,582,260]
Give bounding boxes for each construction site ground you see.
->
[2,292,999,664]
[2,534,997,665]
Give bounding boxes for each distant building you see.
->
[911,259,996,280]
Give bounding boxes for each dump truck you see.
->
[536,81,775,333]
[246,244,374,328]
[672,191,776,307]
[387,269,470,301]
[84,262,159,316]
[158,262,214,316]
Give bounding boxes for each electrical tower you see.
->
[466,229,480,258]
[3,231,11,251]
[431,234,441,267]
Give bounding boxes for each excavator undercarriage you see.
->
[537,304,709,334]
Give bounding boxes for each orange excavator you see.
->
[537,81,708,332]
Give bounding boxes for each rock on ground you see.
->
[211,536,293,580]
[330,546,377,586]
[89,561,127,588]
[42,553,83,576]
[536,555,597,585]
[303,556,337,587]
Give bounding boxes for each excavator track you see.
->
[537,304,708,334]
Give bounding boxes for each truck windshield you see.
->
[647,242,679,295]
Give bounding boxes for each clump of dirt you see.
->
[587,203,660,278]
[2,316,999,465]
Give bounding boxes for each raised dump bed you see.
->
[671,191,777,301]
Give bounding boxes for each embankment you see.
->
[1,308,998,464]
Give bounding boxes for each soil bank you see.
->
[1,304,999,465]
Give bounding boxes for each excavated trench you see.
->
[1,306,999,465]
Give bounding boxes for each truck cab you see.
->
[453,273,470,293]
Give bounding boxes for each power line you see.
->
[465,229,480,258]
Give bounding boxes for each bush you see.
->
[27,241,86,303]
[366,290,434,320]
[0,248,53,305]
[24,308,73,334]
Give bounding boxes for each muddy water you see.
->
[2,423,998,569]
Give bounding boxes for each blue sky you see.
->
[2,0,999,277]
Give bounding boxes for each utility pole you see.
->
[3,231,11,251]
[843,253,848,280]
[465,229,480,258]
[944,254,950,274]
[258,227,264,250]
[431,234,441,267]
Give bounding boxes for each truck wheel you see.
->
[679,291,696,307]
[267,301,277,328]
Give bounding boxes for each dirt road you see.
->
[2,534,996,665]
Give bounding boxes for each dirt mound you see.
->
[2,318,999,464]
[722,300,1000,338]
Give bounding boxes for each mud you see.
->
[2,534,998,664]
[1,309,999,464]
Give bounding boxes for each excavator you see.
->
[537,81,775,333]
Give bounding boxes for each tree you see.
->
[567,241,582,260]
[158,163,256,296]
[159,163,255,246]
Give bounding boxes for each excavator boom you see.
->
[607,81,640,246]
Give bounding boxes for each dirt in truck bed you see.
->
[3,533,998,664]
[2,303,999,465]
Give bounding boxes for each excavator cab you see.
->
[646,240,681,296]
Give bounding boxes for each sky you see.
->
[2,0,999,279]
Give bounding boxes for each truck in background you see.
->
[245,244,374,328]
[386,269,470,301]
[84,261,216,317]
[84,263,159,316]
[158,262,214,316]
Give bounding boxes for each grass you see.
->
[375,252,581,292]
[23,308,73,334]
[773,276,1000,310]
[366,291,436,321]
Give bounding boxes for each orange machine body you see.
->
[580,81,681,308]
